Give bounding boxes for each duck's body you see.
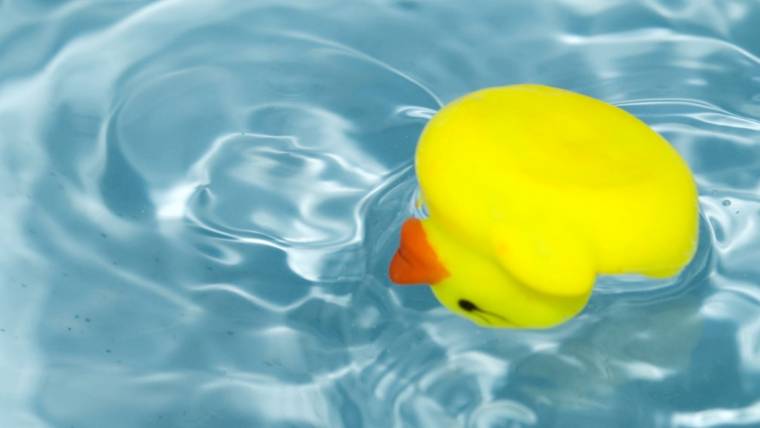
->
[390,84,698,328]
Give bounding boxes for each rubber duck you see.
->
[389,84,698,328]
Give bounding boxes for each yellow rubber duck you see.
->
[389,84,699,328]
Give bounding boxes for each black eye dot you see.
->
[458,299,478,312]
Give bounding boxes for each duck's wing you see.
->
[492,218,596,297]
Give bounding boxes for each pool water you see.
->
[1,1,760,427]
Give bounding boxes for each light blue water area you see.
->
[1,0,760,427]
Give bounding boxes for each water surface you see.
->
[1,1,760,427]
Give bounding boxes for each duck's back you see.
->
[416,84,698,278]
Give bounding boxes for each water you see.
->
[1,1,759,427]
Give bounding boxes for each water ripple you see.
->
[1,1,760,427]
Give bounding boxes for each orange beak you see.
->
[389,218,450,285]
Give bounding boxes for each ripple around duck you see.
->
[1,1,760,427]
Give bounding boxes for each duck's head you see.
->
[389,217,589,328]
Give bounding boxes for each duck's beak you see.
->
[389,218,450,285]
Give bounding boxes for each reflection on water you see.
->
[1,1,759,427]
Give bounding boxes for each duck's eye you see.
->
[458,299,478,312]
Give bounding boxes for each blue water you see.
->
[1,1,760,427]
